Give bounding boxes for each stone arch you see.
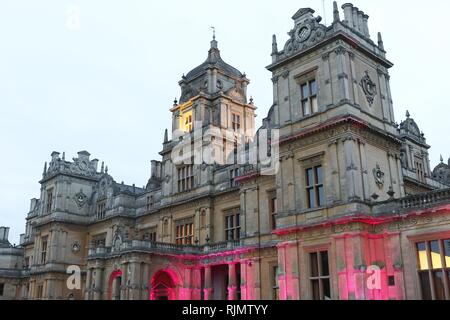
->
[107,269,123,300]
[149,268,181,300]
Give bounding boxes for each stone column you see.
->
[335,47,350,102]
[321,53,333,107]
[128,261,141,300]
[343,135,362,201]
[377,69,390,121]
[85,268,92,300]
[93,267,103,300]
[252,258,261,300]
[142,263,150,300]
[227,262,237,300]
[276,243,287,300]
[120,263,129,300]
[328,139,341,204]
[191,267,202,300]
[395,156,406,197]
[203,266,213,300]
[358,139,371,201]
[334,235,349,300]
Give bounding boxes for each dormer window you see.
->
[185,114,193,132]
[301,79,318,117]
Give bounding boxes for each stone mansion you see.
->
[1,2,450,300]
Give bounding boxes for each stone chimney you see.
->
[342,3,354,27]
[0,227,10,243]
[363,14,370,37]
[51,151,60,162]
[77,151,91,162]
[357,10,364,33]
[352,6,359,30]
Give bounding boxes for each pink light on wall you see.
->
[107,269,122,300]
[149,269,179,300]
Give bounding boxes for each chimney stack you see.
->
[352,7,359,30]
[363,14,370,38]
[342,3,354,27]
[357,10,364,33]
[0,227,10,243]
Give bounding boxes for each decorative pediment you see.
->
[279,12,327,60]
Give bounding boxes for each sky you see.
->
[0,0,449,244]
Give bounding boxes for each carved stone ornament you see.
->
[71,242,81,253]
[360,71,377,106]
[373,164,385,189]
[282,15,327,59]
[74,189,88,208]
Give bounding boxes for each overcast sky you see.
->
[1,0,449,244]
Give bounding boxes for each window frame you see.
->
[46,188,54,214]
[308,250,331,300]
[175,218,194,245]
[177,165,194,193]
[232,113,241,132]
[224,207,241,241]
[300,79,318,117]
[40,236,48,264]
[305,165,325,209]
[415,238,450,300]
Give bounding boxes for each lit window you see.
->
[416,239,450,300]
[309,251,331,300]
[306,165,325,209]
[175,220,194,245]
[225,208,240,241]
[301,79,318,117]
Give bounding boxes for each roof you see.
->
[184,39,243,81]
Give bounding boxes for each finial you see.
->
[173,98,178,106]
[272,34,278,55]
[105,165,108,174]
[62,152,65,161]
[406,110,410,118]
[441,155,444,163]
[43,162,47,175]
[378,32,385,51]
[101,161,104,173]
[333,1,340,22]
[164,129,169,143]
[210,26,218,49]
[250,96,254,105]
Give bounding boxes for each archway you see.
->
[107,270,123,300]
[150,270,178,300]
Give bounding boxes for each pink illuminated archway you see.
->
[107,269,122,300]
[149,269,178,300]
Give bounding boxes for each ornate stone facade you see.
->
[1,2,450,301]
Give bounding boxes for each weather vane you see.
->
[210,26,216,40]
